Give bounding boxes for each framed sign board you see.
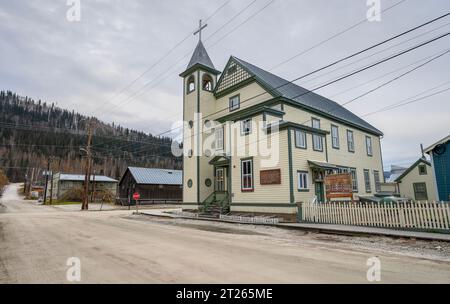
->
[325,173,353,200]
[260,169,281,185]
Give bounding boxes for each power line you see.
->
[341,49,449,106]
[298,22,450,88]
[328,49,450,98]
[111,32,450,157]
[269,0,409,71]
[95,0,276,123]
[362,85,450,117]
[182,32,450,144]
[92,26,450,156]
[89,0,233,116]
[107,0,407,135]
[152,14,450,140]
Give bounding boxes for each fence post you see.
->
[297,202,303,223]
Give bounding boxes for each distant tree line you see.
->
[0,91,181,182]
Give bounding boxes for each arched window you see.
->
[187,75,195,93]
[202,74,213,91]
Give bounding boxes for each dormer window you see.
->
[202,74,213,91]
[187,75,195,93]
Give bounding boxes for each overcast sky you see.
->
[1,0,449,169]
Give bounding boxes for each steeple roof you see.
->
[180,41,220,77]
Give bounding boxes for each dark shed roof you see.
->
[122,167,182,186]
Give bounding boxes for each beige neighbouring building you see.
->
[394,158,437,202]
[180,31,384,221]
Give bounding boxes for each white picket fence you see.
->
[301,201,450,230]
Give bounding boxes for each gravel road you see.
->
[1,184,449,283]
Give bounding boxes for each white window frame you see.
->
[331,125,340,149]
[373,170,381,192]
[347,130,355,152]
[240,118,252,135]
[241,159,253,191]
[366,136,373,156]
[297,171,309,190]
[364,169,371,193]
[350,168,358,192]
[215,126,224,151]
[313,134,323,152]
[229,95,240,112]
[295,130,307,149]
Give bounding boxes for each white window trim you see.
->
[295,130,307,149]
[331,125,340,149]
[229,95,240,111]
[297,171,309,190]
[366,136,373,156]
[215,127,224,151]
[364,169,371,193]
[347,130,355,152]
[241,159,253,191]
[373,170,381,192]
[313,134,323,152]
[350,168,358,192]
[240,119,252,135]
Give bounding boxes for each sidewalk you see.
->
[140,209,450,242]
[280,223,450,242]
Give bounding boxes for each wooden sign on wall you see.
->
[260,169,281,185]
[325,173,353,199]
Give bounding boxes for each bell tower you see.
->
[180,20,221,207]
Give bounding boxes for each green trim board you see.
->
[287,128,295,204]
[214,77,255,99]
[196,69,200,203]
[214,56,280,99]
[266,121,330,135]
[230,203,295,207]
[218,105,285,123]
[279,98,382,136]
[209,155,230,166]
[179,63,221,78]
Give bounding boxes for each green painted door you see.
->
[315,182,325,203]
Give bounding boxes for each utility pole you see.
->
[49,170,54,205]
[82,118,94,211]
[43,157,53,204]
[28,168,35,197]
[91,170,96,203]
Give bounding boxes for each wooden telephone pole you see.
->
[82,119,94,211]
[43,157,53,204]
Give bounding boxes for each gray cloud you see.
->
[1,0,449,169]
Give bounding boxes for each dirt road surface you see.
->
[1,184,449,283]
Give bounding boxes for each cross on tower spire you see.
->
[193,19,207,42]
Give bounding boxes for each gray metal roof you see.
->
[186,41,217,72]
[232,56,384,136]
[59,174,117,183]
[128,167,182,185]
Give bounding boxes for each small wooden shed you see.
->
[118,167,182,204]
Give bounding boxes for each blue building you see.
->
[425,135,450,202]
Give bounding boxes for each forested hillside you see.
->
[0,91,181,182]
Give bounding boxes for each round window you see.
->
[187,179,193,188]
[205,178,212,187]
[204,149,212,157]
